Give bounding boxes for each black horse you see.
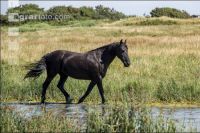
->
[24,39,130,104]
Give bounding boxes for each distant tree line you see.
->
[0,4,193,26]
[0,4,126,25]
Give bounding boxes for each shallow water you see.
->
[151,107,200,132]
[1,102,200,132]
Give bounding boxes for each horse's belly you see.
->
[62,54,96,80]
[68,72,91,80]
[65,65,90,80]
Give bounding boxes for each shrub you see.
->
[95,5,126,20]
[79,6,96,19]
[46,6,80,21]
[150,7,191,18]
[0,14,8,25]
[7,4,44,18]
[6,4,45,25]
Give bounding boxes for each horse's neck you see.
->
[100,47,116,72]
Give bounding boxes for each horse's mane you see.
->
[89,42,119,52]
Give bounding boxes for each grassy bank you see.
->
[1,17,200,105]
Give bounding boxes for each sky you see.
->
[1,1,200,16]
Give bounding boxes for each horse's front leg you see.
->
[78,81,96,103]
[97,79,106,104]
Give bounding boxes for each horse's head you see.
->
[115,39,131,67]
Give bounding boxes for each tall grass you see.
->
[87,107,177,132]
[0,109,77,132]
[0,106,178,132]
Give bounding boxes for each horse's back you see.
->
[44,50,98,79]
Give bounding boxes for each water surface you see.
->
[1,102,200,132]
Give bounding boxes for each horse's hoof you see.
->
[77,101,82,104]
[41,100,45,104]
[77,98,84,104]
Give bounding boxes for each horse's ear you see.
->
[120,39,123,44]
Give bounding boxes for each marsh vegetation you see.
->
[1,17,200,104]
[1,17,200,132]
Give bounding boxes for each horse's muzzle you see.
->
[124,61,130,67]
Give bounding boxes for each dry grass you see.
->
[2,25,200,61]
[111,16,200,26]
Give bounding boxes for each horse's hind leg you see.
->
[41,75,55,103]
[57,74,73,104]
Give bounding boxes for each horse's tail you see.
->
[24,55,47,79]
